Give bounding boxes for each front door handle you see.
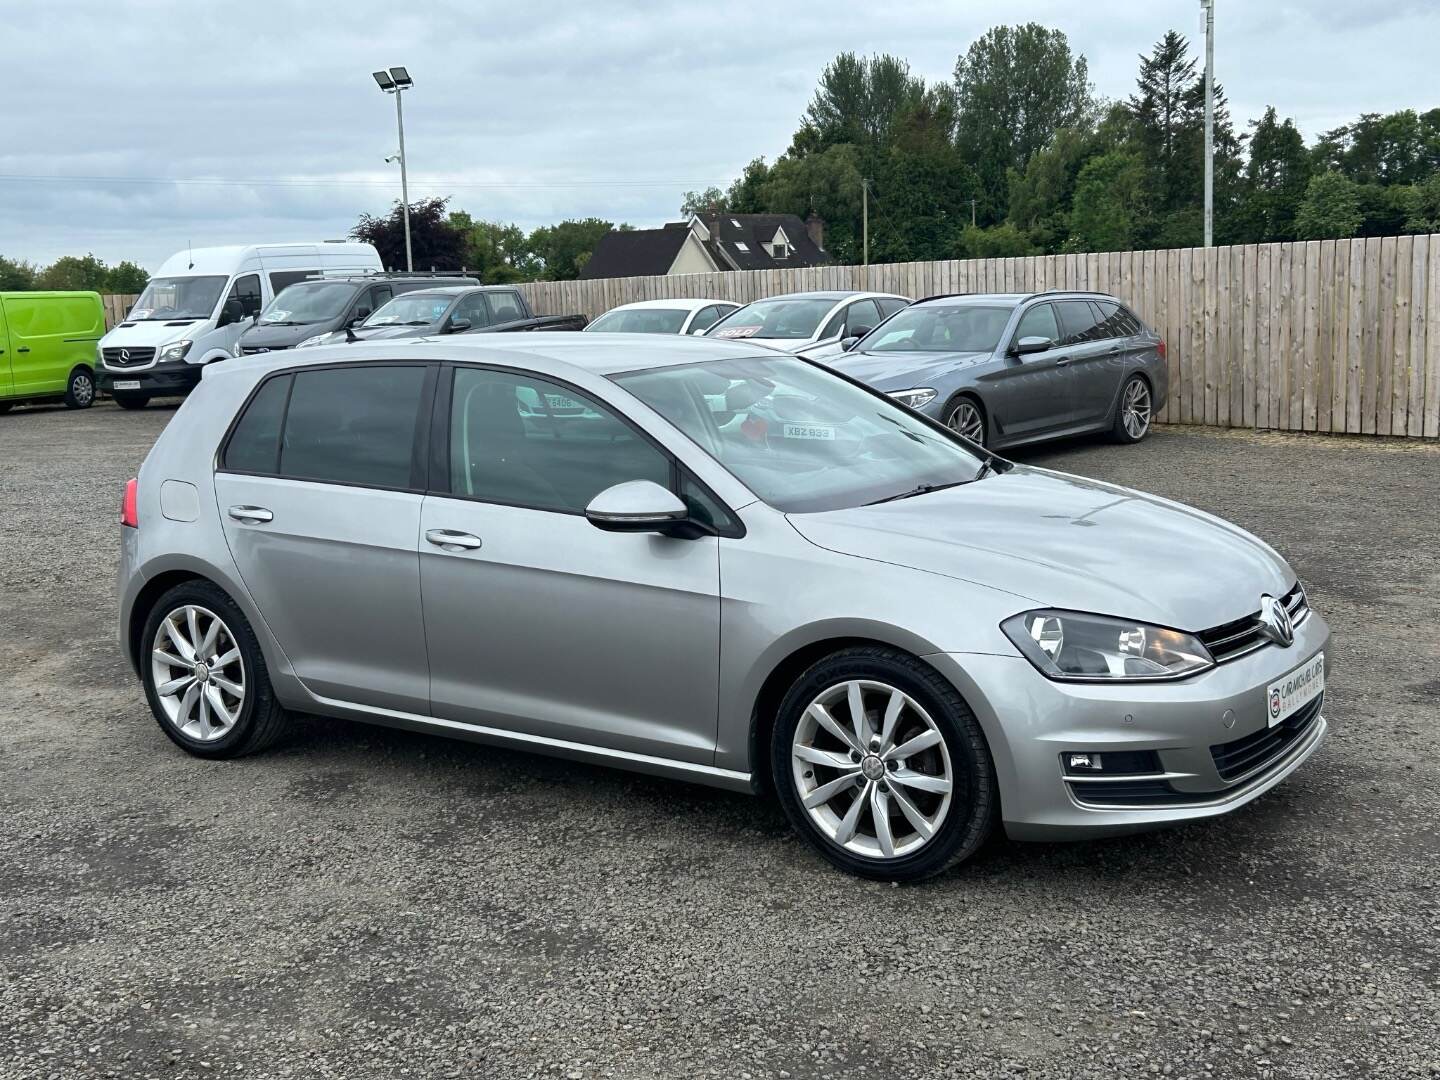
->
[426,528,482,552]
[227,505,273,524]
[16,346,30,353]
[1054,355,1070,367]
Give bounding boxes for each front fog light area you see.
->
[1003,610,1213,681]
[1063,750,1161,774]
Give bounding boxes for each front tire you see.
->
[113,392,150,411]
[771,647,998,881]
[64,368,96,409]
[943,395,987,447]
[1110,375,1152,443]
[141,581,289,759]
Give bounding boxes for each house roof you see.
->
[700,213,827,271]
[579,228,699,280]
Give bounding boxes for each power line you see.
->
[0,172,715,191]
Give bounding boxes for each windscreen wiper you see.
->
[866,479,970,506]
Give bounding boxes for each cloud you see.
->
[3,0,1436,269]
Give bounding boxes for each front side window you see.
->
[259,282,358,325]
[485,291,526,324]
[449,367,670,514]
[876,297,909,319]
[845,299,881,335]
[227,274,263,318]
[1012,303,1060,348]
[615,356,985,514]
[364,293,452,327]
[449,292,490,329]
[128,275,228,321]
[862,304,1014,354]
[275,366,427,488]
[707,298,837,340]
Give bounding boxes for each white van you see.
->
[96,241,382,408]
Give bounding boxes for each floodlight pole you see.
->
[394,88,412,271]
[861,177,870,289]
[1201,0,1215,248]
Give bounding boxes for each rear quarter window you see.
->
[223,375,292,473]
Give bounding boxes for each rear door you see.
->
[213,362,435,714]
[0,300,12,398]
[483,290,528,327]
[1055,300,1125,425]
[417,364,722,762]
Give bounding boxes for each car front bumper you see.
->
[98,360,202,396]
[929,609,1331,841]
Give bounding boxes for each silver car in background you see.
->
[705,290,909,357]
[584,298,739,336]
[118,334,1327,880]
[827,291,1168,449]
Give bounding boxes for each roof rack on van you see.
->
[302,269,480,281]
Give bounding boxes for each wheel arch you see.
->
[127,570,208,672]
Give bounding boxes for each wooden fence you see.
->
[97,235,1440,437]
[101,294,139,330]
[516,235,1440,439]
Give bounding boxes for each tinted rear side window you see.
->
[223,374,292,473]
[278,366,427,488]
[1056,300,1106,345]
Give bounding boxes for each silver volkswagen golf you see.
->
[118,334,1329,880]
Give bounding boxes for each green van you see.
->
[0,291,105,412]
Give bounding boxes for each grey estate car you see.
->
[119,333,1328,880]
[827,291,1167,449]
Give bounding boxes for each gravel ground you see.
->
[1,399,1437,1080]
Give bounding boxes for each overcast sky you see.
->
[3,0,1436,270]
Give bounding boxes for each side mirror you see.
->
[585,480,689,534]
[691,327,707,336]
[217,297,245,327]
[350,309,371,326]
[447,317,472,333]
[1013,335,1053,356]
[840,335,862,351]
[849,325,874,339]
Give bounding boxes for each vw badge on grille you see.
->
[1257,594,1294,647]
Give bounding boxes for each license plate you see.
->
[1266,652,1324,727]
[113,380,142,390]
[783,423,836,441]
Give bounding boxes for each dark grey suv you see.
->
[825,291,1168,449]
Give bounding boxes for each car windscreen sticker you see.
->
[715,326,760,338]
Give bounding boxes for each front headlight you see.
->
[295,333,328,348]
[158,339,192,363]
[889,387,937,409]
[1001,610,1213,681]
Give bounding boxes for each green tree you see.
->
[103,260,149,293]
[724,157,772,214]
[804,53,929,151]
[36,253,110,291]
[868,100,976,263]
[1313,110,1440,187]
[1238,107,1312,242]
[757,144,865,262]
[448,211,535,283]
[526,218,619,280]
[351,196,467,271]
[1404,172,1440,234]
[0,255,37,290]
[953,24,1093,224]
[959,222,1038,259]
[1295,172,1362,239]
[679,187,727,216]
[1067,150,1149,251]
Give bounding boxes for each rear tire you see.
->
[1110,375,1152,443]
[0,402,11,414]
[113,392,150,411]
[771,646,998,881]
[64,368,96,409]
[141,581,290,759]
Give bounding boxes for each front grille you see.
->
[102,346,155,368]
[1210,694,1323,781]
[239,346,273,355]
[1199,582,1309,663]
[1067,779,1179,806]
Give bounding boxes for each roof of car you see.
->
[399,284,519,298]
[738,290,908,303]
[217,331,788,382]
[604,298,738,313]
[915,290,1121,307]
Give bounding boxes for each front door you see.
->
[0,301,12,398]
[986,301,1076,440]
[213,362,435,714]
[418,365,722,763]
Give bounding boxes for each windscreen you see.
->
[258,282,357,325]
[859,304,1014,353]
[586,308,690,334]
[707,298,836,340]
[128,276,227,321]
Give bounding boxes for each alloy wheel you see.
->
[790,680,953,860]
[150,604,246,742]
[946,400,984,444]
[72,373,95,406]
[1122,378,1152,439]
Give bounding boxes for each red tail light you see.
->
[1157,339,1168,361]
[121,478,139,528]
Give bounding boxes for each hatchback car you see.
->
[826,291,1167,449]
[705,291,909,357]
[585,299,739,336]
[119,334,1327,880]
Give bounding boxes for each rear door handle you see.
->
[227,505,273,524]
[426,528,482,552]
[1107,344,1123,355]
[16,346,30,353]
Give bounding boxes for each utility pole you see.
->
[372,67,415,271]
[861,177,870,289]
[1201,0,1215,248]
[970,198,977,229]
